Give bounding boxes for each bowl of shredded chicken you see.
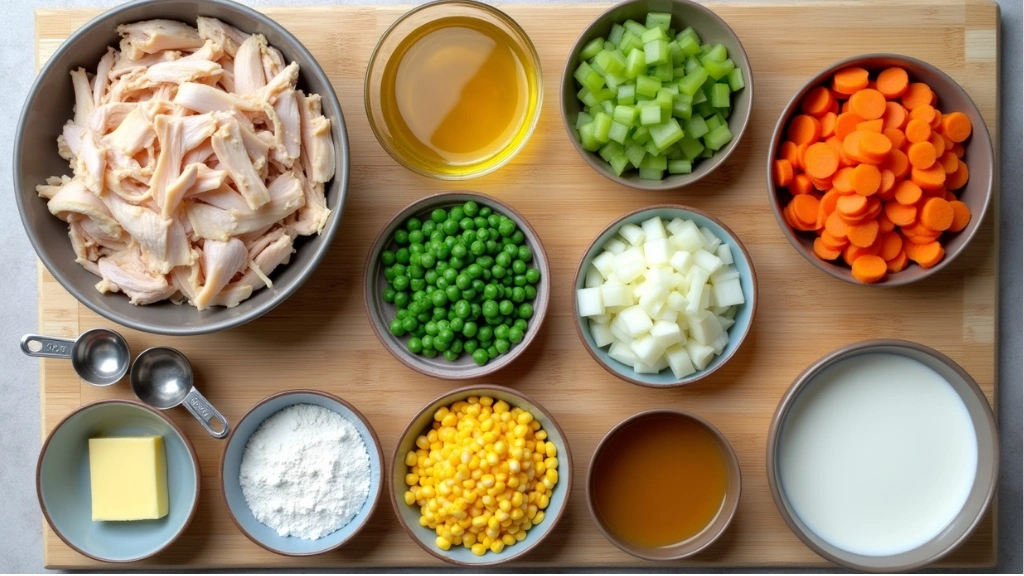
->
[16,0,348,335]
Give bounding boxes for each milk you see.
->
[778,352,977,557]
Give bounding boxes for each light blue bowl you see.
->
[220,390,384,556]
[390,385,573,566]
[36,400,200,563]
[572,205,758,387]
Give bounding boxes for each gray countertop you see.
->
[1,0,1019,572]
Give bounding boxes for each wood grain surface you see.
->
[35,0,999,569]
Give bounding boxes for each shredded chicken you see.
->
[38,17,335,309]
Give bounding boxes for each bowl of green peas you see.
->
[364,192,550,379]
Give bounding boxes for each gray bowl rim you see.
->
[363,0,544,181]
[765,53,995,288]
[218,389,385,557]
[764,338,999,572]
[35,398,202,563]
[363,191,551,380]
[571,204,758,388]
[558,0,755,191]
[387,383,574,566]
[14,0,351,335]
[585,408,742,561]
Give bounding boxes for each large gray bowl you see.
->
[14,0,350,335]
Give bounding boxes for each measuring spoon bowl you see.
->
[130,347,230,439]
[21,328,130,387]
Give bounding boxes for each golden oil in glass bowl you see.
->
[366,1,542,180]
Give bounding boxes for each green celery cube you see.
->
[632,125,651,145]
[599,100,615,115]
[639,102,662,126]
[608,23,626,45]
[579,37,604,62]
[575,61,606,93]
[624,48,646,79]
[702,57,735,81]
[678,67,709,96]
[594,88,616,103]
[679,136,705,160]
[613,105,639,125]
[608,121,630,144]
[676,26,701,45]
[694,101,715,118]
[705,114,723,132]
[644,38,670,66]
[618,31,643,54]
[710,83,731,108]
[672,99,692,120]
[677,34,701,57]
[593,112,613,142]
[684,114,709,139]
[669,159,693,174]
[684,56,702,74]
[623,19,647,37]
[640,26,667,44]
[645,12,672,32]
[650,118,685,150]
[728,68,745,92]
[636,74,662,97]
[575,111,593,129]
[638,167,664,180]
[579,122,600,151]
[625,143,647,168]
[578,86,599,107]
[703,43,728,62]
[617,84,636,105]
[595,50,626,76]
[609,153,630,176]
[704,124,733,150]
[656,89,674,117]
[599,141,624,163]
[668,41,684,66]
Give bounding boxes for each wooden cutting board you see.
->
[36,0,1000,569]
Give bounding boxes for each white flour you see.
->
[239,403,371,540]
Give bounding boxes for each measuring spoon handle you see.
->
[20,334,74,359]
[182,388,231,439]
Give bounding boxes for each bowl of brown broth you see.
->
[587,410,741,560]
[365,0,543,180]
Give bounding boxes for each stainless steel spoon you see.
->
[20,329,130,386]
[130,347,230,439]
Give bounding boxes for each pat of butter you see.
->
[88,436,169,521]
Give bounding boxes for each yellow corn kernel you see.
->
[546,469,558,485]
[535,461,546,475]
[529,420,541,431]
[510,508,524,521]
[416,436,430,450]
[513,424,529,438]
[535,430,547,441]
[545,457,558,471]
[481,494,495,507]
[508,523,520,535]
[463,532,477,546]
[450,524,465,537]
[405,473,419,486]
[436,536,452,551]
[512,437,525,447]
[538,493,550,510]
[466,404,481,417]
[419,515,430,527]
[498,500,512,513]
[405,451,418,467]
[471,543,487,556]
[404,491,416,506]
[490,540,505,554]
[502,533,516,546]
[471,515,488,528]
[514,529,528,542]
[487,516,500,530]
[480,396,494,406]
[480,418,493,432]
[493,440,507,455]
[479,474,495,488]
[511,491,524,507]
[534,510,546,525]
[517,411,534,425]
[494,401,509,414]
[494,509,510,522]
[485,527,500,539]
[527,504,538,519]
[545,442,557,458]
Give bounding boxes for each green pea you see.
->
[486,345,499,359]
[461,288,476,301]
[396,309,408,320]
[485,315,503,326]
[472,348,489,366]
[495,252,511,268]
[381,250,396,266]
[436,278,449,290]
[525,268,541,284]
[417,312,431,323]
[476,228,489,241]
[445,285,460,303]
[394,229,409,245]
[409,243,424,254]
[498,219,516,237]
[482,300,499,318]
[409,265,425,279]
[402,316,418,333]
[384,267,396,282]
[478,255,495,268]
[424,270,439,285]
[460,217,475,231]
[443,268,458,284]
[443,349,460,362]
[429,229,445,242]
[483,284,498,300]
[450,317,464,332]
[492,265,507,279]
[487,214,501,228]
[450,206,465,221]
[488,229,500,242]
[510,287,526,303]
[470,240,486,256]
[508,327,524,344]
[408,337,423,353]
[410,279,426,292]
[409,252,422,267]
[485,240,499,255]
[462,321,478,338]
[513,274,527,287]
[525,285,537,300]
[421,347,438,358]
[514,318,528,331]
[437,319,450,331]
[425,321,438,336]
[467,264,483,279]
[452,244,468,259]
[479,206,492,218]
[431,291,448,307]
[482,269,492,282]
[422,335,434,350]
[464,339,478,353]
[383,288,396,303]
[433,307,447,320]
[499,300,514,316]
[431,208,447,223]
[394,292,409,308]
[422,221,436,235]
[393,276,409,291]
[512,230,525,244]
[449,256,466,270]
[408,230,424,245]
[436,260,449,273]
[474,216,488,230]
[442,219,459,235]
[495,339,510,354]
[494,325,510,341]
[438,328,455,343]
[396,248,410,265]
[389,318,405,336]
[478,326,493,342]
[435,243,450,259]
[463,200,479,217]
[450,338,464,354]
[511,260,526,275]
[518,303,534,319]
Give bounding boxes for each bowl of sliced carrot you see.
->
[767,54,993,286]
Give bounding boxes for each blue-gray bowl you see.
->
[572,205,758,387]
[36,400,200,563]
[220,390,384,556]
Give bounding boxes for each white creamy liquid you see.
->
[778,353,977,557]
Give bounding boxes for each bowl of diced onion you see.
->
[573,205,757,387]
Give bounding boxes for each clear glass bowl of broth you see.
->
[365,0,543,180]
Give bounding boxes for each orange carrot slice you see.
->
[773,159,794,187]
[802,86,835,117]
[908,141,938,169]
[885,201,917,226]
[813,237,842,260]
[833,67,870,94]
[894,180,923,205]
[876,67,910,98]
[919,197,954,231]
[804,142,840,179]
[851,254,887,283]
[878,231,904,261]
[851,164,882,196]
[850,89,887,120]
[848,219,880,248]
[946,160,969,190]
[901,83,934,110]
[881,101,908,130]
[886,249,909,273]
[834,112,865,140]
[941,112,973,143]
[911,162,947,190]
[788,115,822,145]
[948,200,972,232]
[905,118,932,143]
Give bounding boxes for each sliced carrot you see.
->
[809,174,833,191]
[930,109,944,130]
[843,244,877,267]
[782,203,800,230]
[834,112,865,140]
[905,118,932,143]
[879,169,896,196]
[851,163,882,196]
[825,135,845,161]
[948,200,972,232]
[802,86,835,117]
[947,160,969,190]
[789,173,813,196]
[849,130,892,164]
[836,193,868,217]
[813,237,842,261]
[945,190,958,202]
[894,180,923,205]
[861,196,883,221]
[851,254,887,283]
[901,82,934,110]
[847,219,880,248]
[943,135,955,151]
[911,162,947,190]
[773,159,794,187]
[903,225,942,244]
[886,250,908,272]
[908,141,938,169]
[878,212,896,233]
[910,241,945,268]
[952,142,965,158]
[796,142,811,169]
[883,127,906,150]
[820,230,848,250]
[928,131,947,157]
[856,119,884,133]
[779,140,800,166]
[882,149,910,179]
[885,201,917,226]
[820,112,838,138]
[791,194,820,226]
[849,88,887,120]
[919,197,954,231]
[804,142,840,179]
[909,104,937,125]
[832,166,855,193]
[833,66,870,94]
[878,231,903,261]
[941,111,973,143]
[876,67,910,98]
[881,101,908,130]
[825,211,849,238]
[788,114,822,145]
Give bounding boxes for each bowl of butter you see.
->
[36,399,200,563]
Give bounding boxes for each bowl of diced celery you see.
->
[560,0,752,190]
[573,205,757,387]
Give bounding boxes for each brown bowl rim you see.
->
[764,338,999,572]
[571,204,758,388]
[559,0,755,191]
[765,53,995,287]
[363,191,551,380]
[388,384,574,566]
[363,0,543,181]
[585,408,742,560]
[218,389,385,557]
[35,398,201,564]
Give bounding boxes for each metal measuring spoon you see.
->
[130,347,230,439]
[20,329,130,386]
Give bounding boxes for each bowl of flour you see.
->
[220,390,384,556]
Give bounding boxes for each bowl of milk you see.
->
[766,339,997,572]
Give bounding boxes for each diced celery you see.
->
[702,57,735,80]
[604,41,617,51]
[617,84,636,105]
[645,12,672,32]
[684,56,702,74]
[578,86,599,107]
[669,159,693,174]
[618,31,643,54]
[667,28,677,39]
[673,66,686,78]
[700,146,714,158]
[691,88,707,104]
[636,74,662,97]
[590,59,606,75]
[632,125,651,144]
[677,34,701,57]
[644,38,670,66]
[640,26,667,44]
[645,140,661,157]
[604,71,627,90]
[661,83,679,95]
[684,114,709,139]
[727,68,745,92]
[579,122,601,151]
[625,143,647,168]
[613,105,639,126]
[639,167,664,180]
[608,23,626,46]
[624,48,646,79]
[704,125,733,151]
[679,136,705,160]
[650,118,685,150]
[609,152,630,176]
[703,43,728,63]
[668,41,684,66]
[579,37,604,62]
[594,88,616,103]
[575,61,606,93]
[595,50,627,76]
[676,26,701,45]
[593,112,613,142]
[575,111,593,129]
[705,114,723,132]
[678,67,709,96]
[655,89,674,118]
[665,144,683,159]
[698,42,713,55]
[639,101,662,126]
[623,19,647,37]
[651,63,672,82]
[640,153,668,171]
[608,121,630,144]
[694,101,715,118]
[672,99,692,120]
[710,83,731,108]
[599,99,615,115]
[599,141,624,163]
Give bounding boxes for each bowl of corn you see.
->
[389,385,572,565]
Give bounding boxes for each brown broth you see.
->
[591,414,729,549]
